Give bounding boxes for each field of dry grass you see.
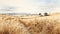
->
[0,13,60,34]
[19,13,60,34]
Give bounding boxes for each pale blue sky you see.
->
[37,0,60,6]
[0,0,60,14]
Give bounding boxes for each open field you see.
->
[0,13,60,34]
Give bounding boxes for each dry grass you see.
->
[0,14,30,34]
[19,13,60,34]
[0,13,60,34]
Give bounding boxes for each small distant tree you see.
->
[44,12,49,16]
[39,13,43,17]
[39,13,41,15]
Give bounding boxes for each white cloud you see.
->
[0,0,60,14]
